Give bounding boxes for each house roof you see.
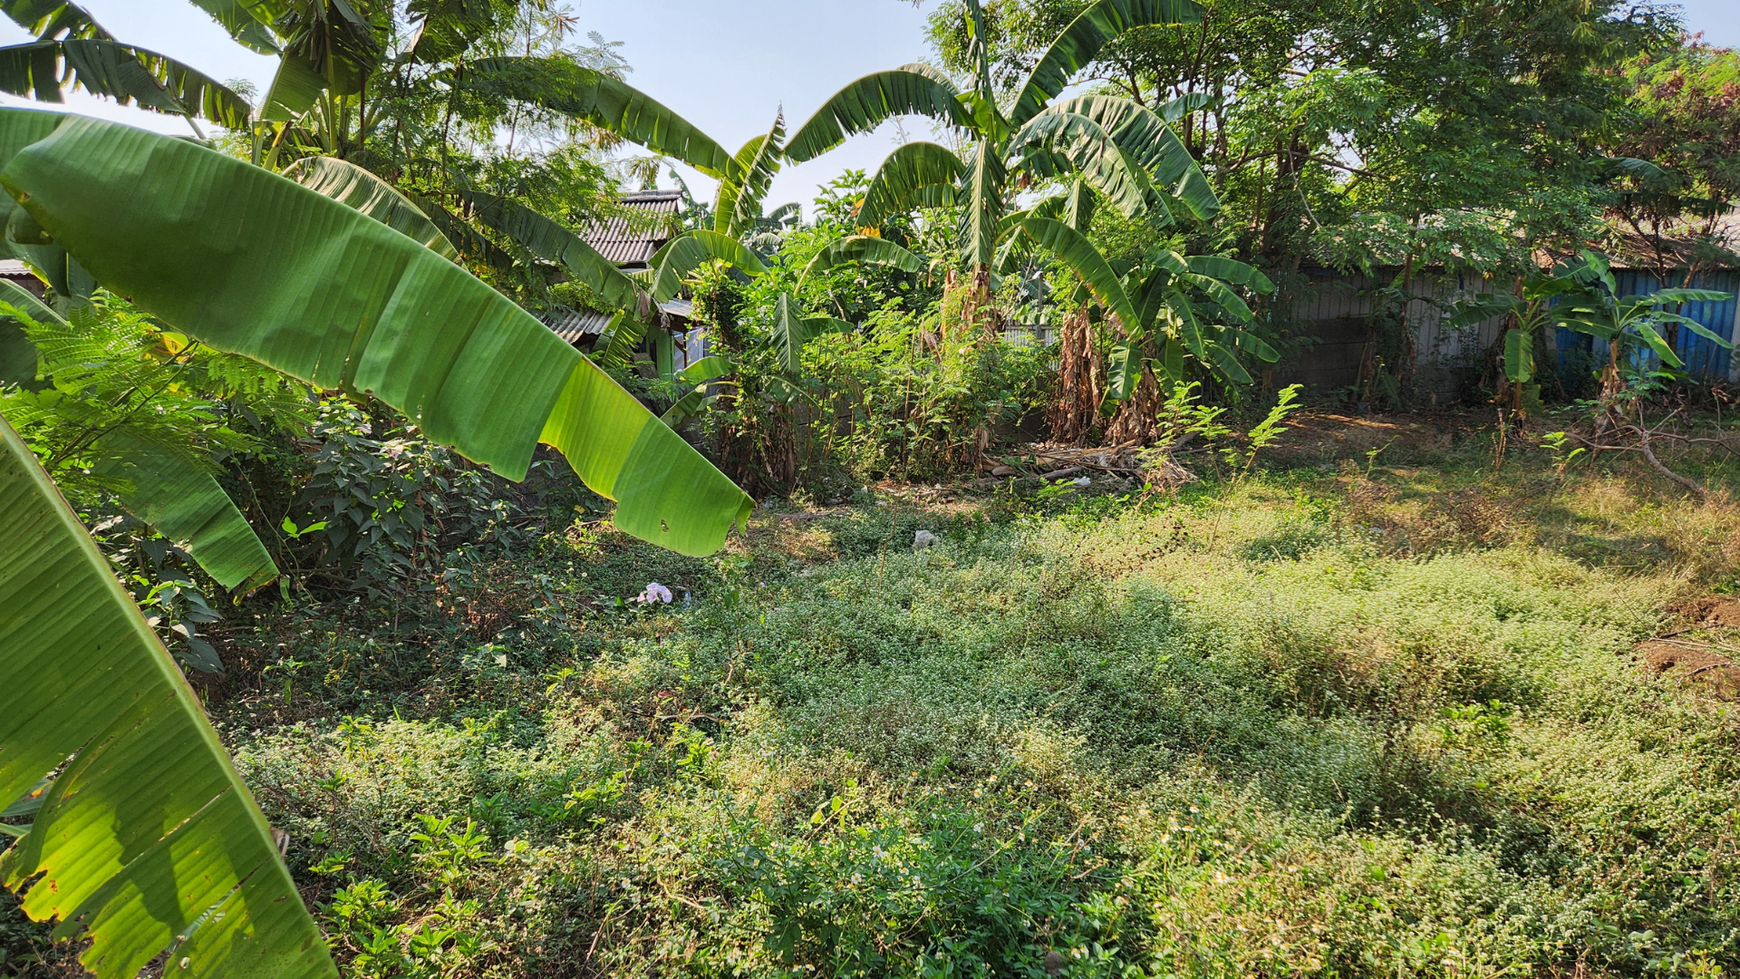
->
[541,298,694,345]
[584,190,683,268]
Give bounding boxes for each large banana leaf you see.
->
[798,235,924,288]
[650,229,768,303]
[1013,110,1154,219]
[464,57,733,178]
[1042,96,1218,221]
[787,65,974,163]
[1018,216,1138,328]
[960,140,1008,267]
[1008,0,1203,127]
[858,141,963,229]
[0,40,252,129]
[0,411,332,979]
[0,109,751,555]
[284,157,458,262]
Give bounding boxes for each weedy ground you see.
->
[5,411,1740,979]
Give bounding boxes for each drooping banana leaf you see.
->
[1181,271,1253,322]
[1185,254,1274,293]
[0,281,279,591]
[660,354,734,428]
[1013,110,1154,219]
[456,186,648,313]
[0,40,253,129]
[0,109,751,555]
[650,229,768,303]
[89,434,279,594]
[1502,327,1535,383]
[0,410,333,979]
[463,56,733,178]
[1155,91,1211,124]
[798,235,924,288]
[960,139,1007,267]
[1,0,252,128]
[1650,311,1736,348]
[1040,96,1218,221]
[858,141,964,230]
[284,157,459,262]
[1007,0,1203,127]
[1018,215,1139,329]
[0,277,47,383]
[786,64,974,163]
[589,310,645,370]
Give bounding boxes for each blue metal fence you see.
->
[1553,270,1740,380]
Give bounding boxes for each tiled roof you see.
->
[584,190,683,267]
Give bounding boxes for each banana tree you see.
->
[1011,213,1277,398]
[1451,251,1732,416]
[0,107,752,979]
[786,0,1211,299]
[1445,271,1587,412]
[1548,251,1733,396]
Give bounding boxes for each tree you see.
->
[0,108,752,979]
[1604,40,1740,288]
[787,0,1215,332]
[938,0,1674,276]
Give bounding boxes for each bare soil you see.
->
[1636,599,1740,700]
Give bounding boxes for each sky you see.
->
[2,0,1736,215]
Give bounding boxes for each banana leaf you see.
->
[463,56,733,178]
[0,410,333,979]
[0,109,751,555]
[787,64,973,163]
[0,277,46,383]
[284,157,459,262]
[858,141,963,229]
[1008,0,1203,126]
[716,113,784,239]
[1017,216,1138,328]
[798,235,924,288]
[650,229,767,303]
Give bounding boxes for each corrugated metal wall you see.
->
[1285,267,1740,394]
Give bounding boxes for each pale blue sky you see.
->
[3,0,1736,214]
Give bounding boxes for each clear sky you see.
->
[3,0,1737,215]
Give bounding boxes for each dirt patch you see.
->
[1635,638,1740,701]
[1667,595,1740,629]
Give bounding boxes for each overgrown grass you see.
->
[5,413,1739,978]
